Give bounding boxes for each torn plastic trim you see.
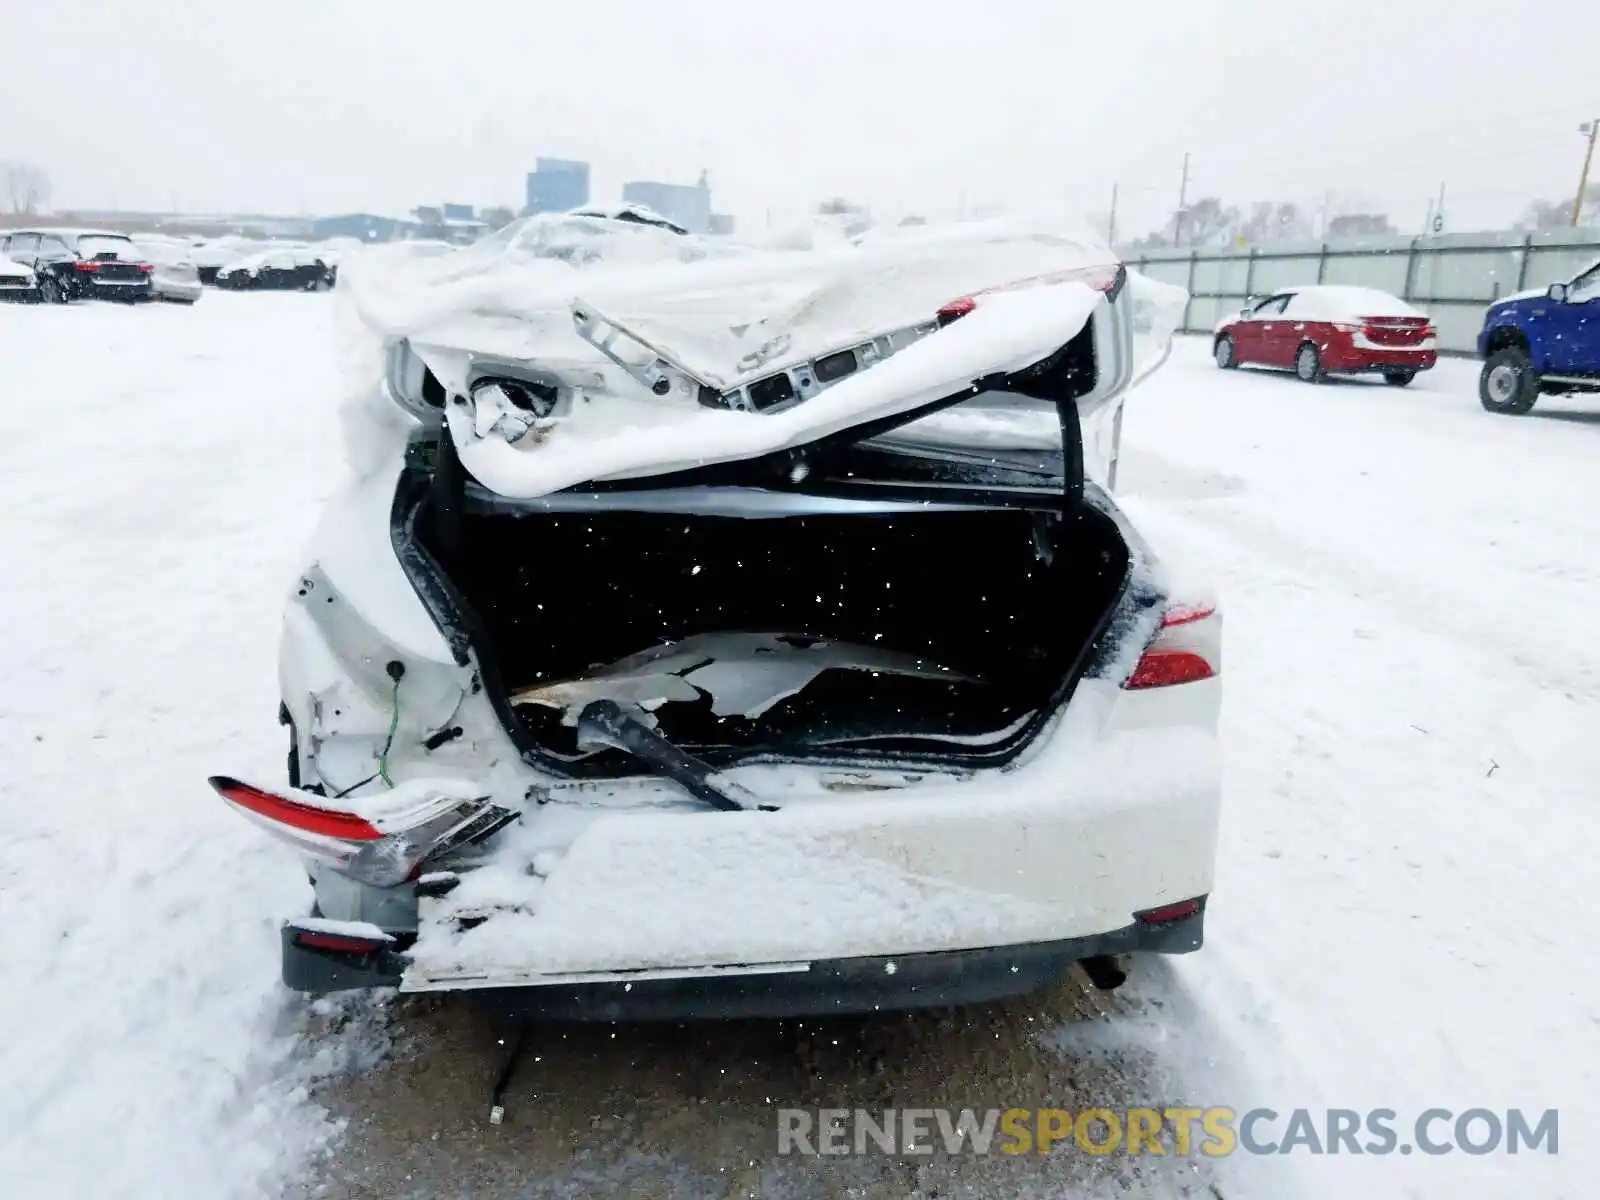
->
[514,631,979,727]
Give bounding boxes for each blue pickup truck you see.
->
[1478,257,1600,414]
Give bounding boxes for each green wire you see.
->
[378,679,401,786]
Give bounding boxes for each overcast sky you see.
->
[5,0,1598,236]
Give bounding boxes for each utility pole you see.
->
[1435,180,1447,233]
[1108,182,1119,246]
[1172,153,1191,246]
[1574,120,1598,227]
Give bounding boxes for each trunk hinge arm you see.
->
[574,700,776,813]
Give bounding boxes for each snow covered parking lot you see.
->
[1,298,1597,1199]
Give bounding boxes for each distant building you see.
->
[441,203,475,221]
[708,213,737,236]
[310,213,405,242]
[525,158,591,215]
[478,206,516,231]
[620,170,713,234]
[411,205,489,244]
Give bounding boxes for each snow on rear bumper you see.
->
[285,907,1206,1017]
[400,704,1220,994]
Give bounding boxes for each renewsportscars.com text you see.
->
[777,1107,1558,1158]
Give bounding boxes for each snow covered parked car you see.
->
[1214,285,1437,385]
[0,256,40,302]
[210,213,1219,1017]
[190,236,257,285]
[215,247,335,291]
[132,236,203,305]
[1,229,154,303]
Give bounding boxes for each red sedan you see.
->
[1213,285,1437,385]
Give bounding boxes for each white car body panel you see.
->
[401,687,1220,989]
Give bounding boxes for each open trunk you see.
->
[413,489,1127,770]
[399,387,1134,777]
[389,267,1153,777]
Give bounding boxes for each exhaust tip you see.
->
[1079,954,1128,991]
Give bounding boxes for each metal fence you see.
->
[1119,228,1600,355]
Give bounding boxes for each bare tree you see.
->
[1,162,51,214]
[1241,201,1314,243]
[1326,212,1396,238]
[1176,196,1240,247]
[1518,191,1597,230]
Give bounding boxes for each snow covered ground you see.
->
[0,297,382,1200]
[1108,350,1600,1198]
[0,298,1595,1199]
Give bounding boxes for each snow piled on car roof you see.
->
[1291,285,1424,319]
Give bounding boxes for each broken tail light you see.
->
[208,776,518,888]
[937,263,1126,326]
[1122,602,1221,691]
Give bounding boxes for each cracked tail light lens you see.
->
[211,777,383,841]
[1123,602,1221,690]
[208,775,516,887]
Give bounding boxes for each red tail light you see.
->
[1136,898,1203,925]
[1122,601,1221,690]
[936,263,1123,325]
[1125,649,1215,689]
[73,261,100,272]
[210,776,383,841]
[1359,316,1432,346]
[294,930,389,955]
[1158,602,1215,628]
[137,263,154,273]
[936,296,977,325]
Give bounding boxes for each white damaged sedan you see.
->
[210,212,1221,1018]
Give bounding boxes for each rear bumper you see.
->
[85,280,153,301]
[1324,348,1436,373]
[153,280,203,303]
[282,903,1206,1018]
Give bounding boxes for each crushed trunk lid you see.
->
[359,215,1185,499]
